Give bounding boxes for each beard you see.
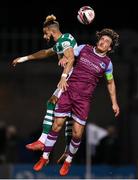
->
[46,35,55,46]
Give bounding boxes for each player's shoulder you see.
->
[61,33,75,40]
[105,55,111,62]
[86,44,93,47]
[84,44,94,49]
[63,33,73,36]
[62,33,71,36]
[80,44,94,53]
[58,34,69,44]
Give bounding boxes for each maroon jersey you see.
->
[68,45,111,97]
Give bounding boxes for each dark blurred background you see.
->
[0,0,138,178]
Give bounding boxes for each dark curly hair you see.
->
[96,28,119,53]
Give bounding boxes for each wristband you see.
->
[17,56,29,63]
[61,73,68,78]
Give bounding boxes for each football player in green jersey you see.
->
[12,14,77,163]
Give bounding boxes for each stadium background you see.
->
[0,0,138,178]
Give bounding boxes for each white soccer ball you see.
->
[77,6,95,25]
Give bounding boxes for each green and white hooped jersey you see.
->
[53,33,77,54]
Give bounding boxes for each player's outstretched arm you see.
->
[12,48,56,67]
[106,79,120,117]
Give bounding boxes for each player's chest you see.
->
[78,52,107,74]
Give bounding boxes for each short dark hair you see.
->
[96,28,119,53]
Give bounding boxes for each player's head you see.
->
[43,14,60,42]
[96,28,119,54]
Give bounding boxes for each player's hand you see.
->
[12,56,28,67]
[58,57,68,68]
[112,103,120,117]
[57,77,69,91]
[12,58,21,67]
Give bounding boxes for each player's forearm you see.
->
[27,50,49,60]
[57,57,74,91]
[107,79,118,105]
[18,49,55,63]
[62,57,74,76]
[27,49,55,61]
[61,48,75,77]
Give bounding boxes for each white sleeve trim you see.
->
[74,44,85,57]
[105,61,113,74]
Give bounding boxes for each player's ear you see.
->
[108,46,112,51]
[51,28,56,34]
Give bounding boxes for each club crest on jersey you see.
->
[100,62,106,69]
[62,41,71,49]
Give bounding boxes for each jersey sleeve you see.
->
[62,41,72,52]
[52,40,72,54]
[52,33,77,54]
[105,61,113,80]
[52,43,61,53]
[73,44,85,57]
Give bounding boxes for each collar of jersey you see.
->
[57,34,63,41]
[93,47,106,57]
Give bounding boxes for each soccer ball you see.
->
[77,6,95,25]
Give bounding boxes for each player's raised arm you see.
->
[12,48,56,67]
[57,47,75,91]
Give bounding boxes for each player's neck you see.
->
[94,47,106,57]
[54,32,62,42]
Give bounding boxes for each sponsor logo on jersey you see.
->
[80,57,101,73]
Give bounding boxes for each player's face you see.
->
[43,27,53,42]
[96,35,112,53]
